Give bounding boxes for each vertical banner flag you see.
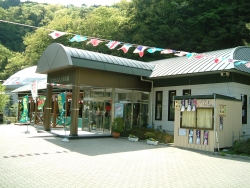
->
[37,96,46,110]
[31,80,37,103]
[58,93,66,124]
[19,95,29,123]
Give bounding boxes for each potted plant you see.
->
[144,132,158,145]
[128,134,139,142]
[111,117,124,138]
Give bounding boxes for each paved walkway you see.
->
[0,124,250,188]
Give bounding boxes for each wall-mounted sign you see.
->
[51,76,70,83]
[196,99,214,108]
[219,105,227,116]
[175,100,181,111]
[178,128,186,136]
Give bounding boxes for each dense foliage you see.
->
[0,0,250,80]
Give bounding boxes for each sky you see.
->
[21,0,123,6]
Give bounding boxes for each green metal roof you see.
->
[36,43,155,77]
[150,46,250,78]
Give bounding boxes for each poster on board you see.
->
[115,103,124,118]
[196,130,201,144]
[204,131,209,145]
[188,129,194,144]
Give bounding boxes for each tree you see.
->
[0,84,9,113]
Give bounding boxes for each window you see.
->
[155,91,162,120]
[241,94,247,124]
[168,90,176,121]
[181,108,214,130]
[183,89,191,96]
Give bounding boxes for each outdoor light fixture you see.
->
[220,72,230,77]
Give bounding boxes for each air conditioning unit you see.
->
[220,72,230,77]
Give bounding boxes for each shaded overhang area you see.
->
[36,43,155,91]
[36,43,155,134]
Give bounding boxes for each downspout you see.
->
[214,93,220,152]
[141,76,154,128]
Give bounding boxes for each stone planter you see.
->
[146,139,158,146]
[128,137,139,142]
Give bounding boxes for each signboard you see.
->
[196,99,214,108]
[115,103,124,118]
[178,128,186,136]
[219,105,226,116]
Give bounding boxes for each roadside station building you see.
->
[12,43,250,151]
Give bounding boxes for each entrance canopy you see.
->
[36,43,155,77]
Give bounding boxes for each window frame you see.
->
[168,90,176,121]
[241,94,247,124]
[155,91,163,120]
[180,107,214,130]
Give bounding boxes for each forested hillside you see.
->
[0,0,250,80]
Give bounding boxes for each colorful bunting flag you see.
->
[48,31,66,39]
[214,57,223,63]
[70,35,88,42]
[86,38,102,46]
[147,48,164,53]
[161,49,176,54]
[133,46,147,57]
[235,61,248,65]
[106,40,121,49]
[118,43,132,53]
[174,51,189,56]
[186,53,196,59]
[195,54,206,59]
[245,62,250,68]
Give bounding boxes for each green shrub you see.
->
[232,139,250,155]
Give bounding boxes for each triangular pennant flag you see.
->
[235,61,248,66]
[48,31,66,39]
[105,41,121,49]
[86,38,102,46]
[245,62,250,68]
[195,53,206,59]
[147,47,164,53]
[214,57,223,63]
[118,43,132,53]
[133,46,147,57]
[174,51,189,56]
[161,49,176,54]
[186,53,196,59]
[70,35,88,42]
